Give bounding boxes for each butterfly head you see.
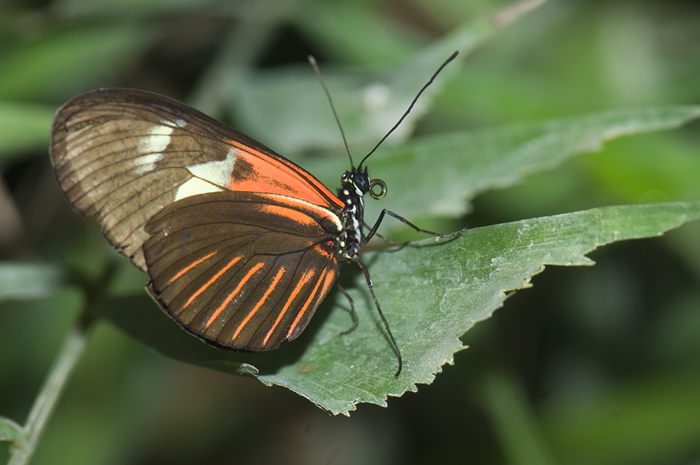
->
[341,166,386,200]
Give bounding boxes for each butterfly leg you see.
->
[364,209,465,244]
[336,283,358,335]
[362,222,408,247]
[353,257,403,378]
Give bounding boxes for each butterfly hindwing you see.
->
[143,191,341,350]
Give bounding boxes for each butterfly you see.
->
[49,52,459,377]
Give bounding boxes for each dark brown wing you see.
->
[143,190,341,351]
[50,88,343,272]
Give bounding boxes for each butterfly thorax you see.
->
[335,168,370,263]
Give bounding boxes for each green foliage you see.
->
[0,104,55,163]
[2,0,700,464]
[99,110,700,413]
[0,264,66,301]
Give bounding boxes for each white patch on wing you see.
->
[132,153,164,175]
[173,118,187,128]
[186,148,237,188]
[174,178,224,201]
[174,148,237,201]
[141,125,174,153]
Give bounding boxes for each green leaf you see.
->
[232,0,543,153]
[0,417,26,448]
[309,105,700,221]
[0,263,67,301]
[292,1,422,65]
[0,23,155,101]
[100,201,700,414]
[92,99,700,415]
[0,102,55,162]
[54,0,222,17]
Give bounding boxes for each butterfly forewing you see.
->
[50,89,343,272]
[143,191,340,350]
[50,88,346,352]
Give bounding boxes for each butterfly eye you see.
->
[351,171,370,193]
[369,178,387,200]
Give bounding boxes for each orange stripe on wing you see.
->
[313,243,334,260]
[231,266,287,342]
[184,255,243,311]
[226,140,344,209]
[259,204,317,228]
[286,266,337,340]
[166,251,218,286]
[204,261,264,329]
[262,268,316,346]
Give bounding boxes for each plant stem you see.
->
[8,325,88,465]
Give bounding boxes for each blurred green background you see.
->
[2,0,700,464]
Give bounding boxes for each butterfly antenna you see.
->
[309,55,355,168]
[358,50,459,169]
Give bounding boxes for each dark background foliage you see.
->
[1,0,700,464]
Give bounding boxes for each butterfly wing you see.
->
[50,88,344,272]
[50,88,346,350]
[144,191,341,350]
